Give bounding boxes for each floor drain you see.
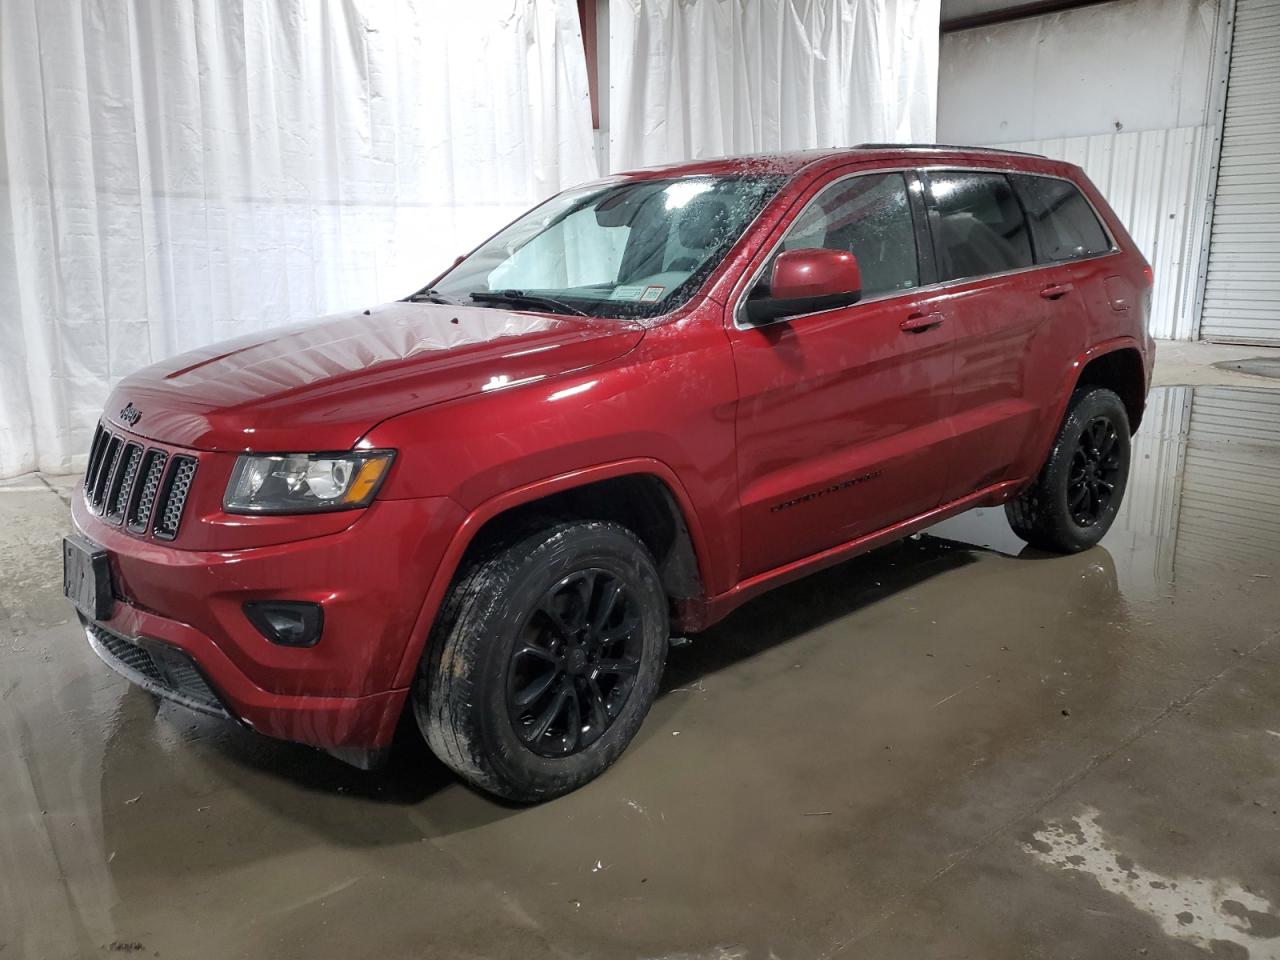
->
[1212,357,1280,380]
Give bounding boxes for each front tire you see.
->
[415,521,668,802]
[1006,386,1132,553]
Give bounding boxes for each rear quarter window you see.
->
[1011,174,1112,262]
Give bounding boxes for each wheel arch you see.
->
[392,459,711,688]
[1072,343,1147,432]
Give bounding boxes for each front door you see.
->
[727,169,954,579]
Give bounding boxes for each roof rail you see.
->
[854,142,1047,159]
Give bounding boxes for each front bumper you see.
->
[71,491,465,757]
[84,616,230,718]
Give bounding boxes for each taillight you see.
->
[1142,265,1154,286]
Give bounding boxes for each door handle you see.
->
[900,311,945,333]
[1040,282,1074,300]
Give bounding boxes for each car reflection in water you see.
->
[927,384,1280,597]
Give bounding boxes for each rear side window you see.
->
[926,172,1033,282]
[780,172,919,298]
[1011,174,1112,262]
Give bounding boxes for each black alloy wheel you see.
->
[1067,415,1124,527]
[1006,385,1132,554]
[416,520,668,802]
[507,569,644,757]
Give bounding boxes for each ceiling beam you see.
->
[941,0,1117,33]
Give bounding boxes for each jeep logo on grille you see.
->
[119,402,142,427]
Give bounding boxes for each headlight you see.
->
[224,450,395,514]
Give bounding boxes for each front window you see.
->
[429,175,786,319]
[778,172,920,298]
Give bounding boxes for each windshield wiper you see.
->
[403,288,456,305]
[469,289,590,317]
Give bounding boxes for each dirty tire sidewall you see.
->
[1006,386,1132,554]
[417,521,668,803]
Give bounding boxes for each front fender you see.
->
[387,457,715,689]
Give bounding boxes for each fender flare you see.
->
[390,457,714,688]
[1027,336,1147,481]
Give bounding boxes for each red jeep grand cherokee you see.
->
[66,146,1154,800]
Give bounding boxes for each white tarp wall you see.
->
[0,0,598,479]
[608,0,940,171]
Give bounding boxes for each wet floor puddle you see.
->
[1025,808,1280,956]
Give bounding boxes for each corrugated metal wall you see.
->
[1177,387,1280,571]
[1106,385,1279,590]
[1110,385,1191,592]
[1114,386,1191,537]
[990,127,1210,340]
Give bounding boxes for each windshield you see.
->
[428,174,786,319]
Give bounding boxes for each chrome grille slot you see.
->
[84,423,108,493]
[153,456,197,541]
[107,443,144,523]
[127,450,168,534]
[91,436,123,513]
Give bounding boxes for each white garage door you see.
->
[1201,0,1280,344]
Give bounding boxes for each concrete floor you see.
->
[3,360,1279,959]
[1152,339,1280,390]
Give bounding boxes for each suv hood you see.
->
[102,302,645,451]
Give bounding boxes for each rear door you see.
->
[727,168,953,579]
[922,168,1090,502]
[1010,171,1124,342]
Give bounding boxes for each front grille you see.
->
[95,623,157,676]
[92,436,123,511]
[84,424,108,494]
[153,456,197,540]
[84,619,229,718]
[106,443,143,522]
[127,450,168,534]
[83,424,196,541]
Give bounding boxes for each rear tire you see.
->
[415,521,668,802]
[1006,386,1131,554]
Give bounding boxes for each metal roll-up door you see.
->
[1201,0,1280,344]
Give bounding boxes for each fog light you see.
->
[243,601,324,647]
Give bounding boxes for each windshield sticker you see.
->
[640,285,666,303]
[610,285,645,301]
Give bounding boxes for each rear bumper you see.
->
[71,491,466,755]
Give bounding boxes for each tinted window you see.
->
[1011,174,1112,262]
[780,172,919,297]
[927,172,1033,281]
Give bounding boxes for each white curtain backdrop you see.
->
[0,0,598,478]
[608,0,940,171]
